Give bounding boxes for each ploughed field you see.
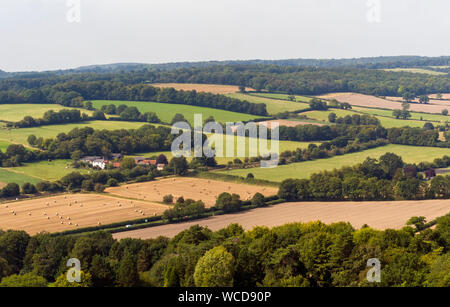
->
[113,199,450,239]
[105,177,278,207]
[0,194,168,235]
[317,93,449,114]
[151,83,255,94]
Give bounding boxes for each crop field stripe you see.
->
[90,100,266,124]
[219,144,450,182]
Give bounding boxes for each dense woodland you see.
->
[0,213,448,287]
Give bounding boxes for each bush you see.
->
[106,178,119,187]
[2,183,20,197]
[21,183,37,194]
[94,183,105,193]
[81,179,95,191]
[251,192,265,207]
[163,194,174,204]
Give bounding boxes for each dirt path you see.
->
[113,199,450,240]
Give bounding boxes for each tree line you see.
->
[278,153,450,202]
[27,125,177,159]
[0,214,448,287]
[0,80,268,116]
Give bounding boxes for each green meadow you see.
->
[226,93,310,114]
[303,109,425,128]
[248,93,313,103]
[0,160,93,185]
[131,134,318,165]
[0,168,41,185]
[0,140,13,152]
[0,104,93,122]
[352,107,449,123]
[0,121,149,146]
[218,144,450,182]
[91,100,265,124]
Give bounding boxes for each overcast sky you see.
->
[1,0,449,72]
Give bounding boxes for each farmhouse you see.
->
[92,159,107,170]
[79,156,102,163]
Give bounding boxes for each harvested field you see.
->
[258,120,325,128]
[106,178,278,207]
[151,83,254,94]
[429,93,450,100]
[385,96,450,107]
[0,194,167,235]
[113,199,450,239]
[317,92,448,114]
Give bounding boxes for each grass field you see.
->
[91,100,265,124]
[383,68,447,76]
[5,160,91,182]
[150,83,254,94]
[303,109,425,128]
[0,140,13,152]
[227,93,310,115]
[0,168,41,185]
[0,120,148,146]
[248,93,313,103]
[0,193,168,235]
[352,107,449,123]
[106,177,278,207]
[132,135,317,164]
[114,199,450,239]
[0,104,94,122]
[218,144,450,182]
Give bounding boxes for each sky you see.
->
[1,0,449,72]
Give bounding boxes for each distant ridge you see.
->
[1,55,449,78]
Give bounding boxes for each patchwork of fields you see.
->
[91,100,265,124]
[219,144,450,182]
[317,92,449,114]
[227,93,310,114]
[0,120,148,146]
[151,83,254,94]
[303,109,426,128]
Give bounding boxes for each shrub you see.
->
[163,194,174,204]
[21,183,37,194]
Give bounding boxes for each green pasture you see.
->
[218,144,450,182]
[131,134,318,165]
[0,168,41,185]
[226,93,310,115]
[0,121,149,146]
[303,110,425,128]
[91,100,265,124]
[0,104,93,122]
[352,107,449,123]
[248,93,313,103]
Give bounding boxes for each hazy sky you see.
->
[1,0,449,72]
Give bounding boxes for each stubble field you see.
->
[0,193,168,234]
[105,177,278,207]
[113,199,450,239]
